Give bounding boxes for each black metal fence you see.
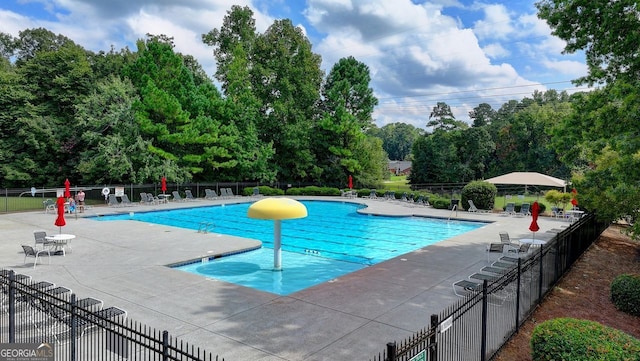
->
[371,212,608,361]
[0,181,340,213]
[0,271,224,360]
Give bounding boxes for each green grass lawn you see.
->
[382,175,412,192]
[0,197,49,212]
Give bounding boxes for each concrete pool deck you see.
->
[0,197,568,360]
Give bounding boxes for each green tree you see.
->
[202,5,256,94]
[409,131,461,184]
[202,8,275,182]
[457,127,495,180]
[370,123,422,161]
[124,35,239,182]
[536,0,640,85]
[315,56,381,185]
[0,58,53,187]
[537,1,640,237]
[552,80,640,237]
[15,30,94,183]
[427,102,468,131]
[469,103,496,127]
[251,19,323,181]
[74,76,173,184]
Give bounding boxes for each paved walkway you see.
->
[0,197,568,360]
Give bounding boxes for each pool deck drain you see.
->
[0,197,565,361]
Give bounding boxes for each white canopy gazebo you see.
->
[485,172,567,192]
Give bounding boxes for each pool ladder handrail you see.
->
[198,221,214,234]
[448,204,457,221]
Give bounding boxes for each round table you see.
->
[156,194,171,203]
[45,234,75,256]
[519,238,546,246]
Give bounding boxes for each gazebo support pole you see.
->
[274,220,282,271]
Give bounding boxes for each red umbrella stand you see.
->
[64,179,71,198]
[529,201,540,238]
[348,175,353,190]
[161,176,167,194]
[55,196,66,234]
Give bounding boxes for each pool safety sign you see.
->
[0,343,54,361]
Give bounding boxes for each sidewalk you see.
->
[0,197,566,360]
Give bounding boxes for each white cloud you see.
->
[542,59,588,78]
[483,42,510,59]
[473,4,514,40]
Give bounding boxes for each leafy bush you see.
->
[241,186,284,196]
[461,181,497,211]
[531,318,640,361]
[430,197,450,209]
[611,274,640,316]
[285,186,340,196]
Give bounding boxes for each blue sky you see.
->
[0,0,588,129]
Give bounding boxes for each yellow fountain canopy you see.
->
[247,198,308,220]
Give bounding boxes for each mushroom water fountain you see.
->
[247,198,308,271]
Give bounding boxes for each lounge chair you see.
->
[22,245,51,268]
[486,243,505,263]
[43,199,56,213]
[184,189,197,201]
[251,187,264,198]
[144,193,159,204]
[468,199,491,213]
[499,232,521,252]
[517,203,530,217]
[470,272,500,283]
[363,189,377,199]
[172,191,185,202]
[507,243,531,255]
[225,188,238,197]
[34,231,55,250]
[452,279,483,297]
[39,300,126,344]
[108,194,121,207]
[481,266,509,275]
[551,206,564,219]
[204,189,219,200]
[501,202,516,216]
[120,194,134,206]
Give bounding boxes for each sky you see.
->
[0,0,589,129]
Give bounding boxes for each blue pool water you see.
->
[94,201,485,295]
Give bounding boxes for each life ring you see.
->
[101,187,110,196]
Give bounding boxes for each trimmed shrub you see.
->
[241,186,284,196]
[285,186,340,196]
[431,198,450,209]
[531,318,640,361]
[611,273,640,316]
[461,181,497,211]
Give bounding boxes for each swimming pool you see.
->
[95,200,485,294]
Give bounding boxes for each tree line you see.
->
[1,2,639,240]
[0,6,385,189]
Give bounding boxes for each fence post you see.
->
[8,271,15,343]
[385,342,396,361]
[162,330,169,361]
[480,280,488,361]
[538,246,544,301]
[429,314,438,361]
[515,258,522,331]
[70,294,77,361]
